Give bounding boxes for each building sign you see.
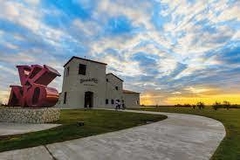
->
[8,65,61,107]
[80,78,98,84]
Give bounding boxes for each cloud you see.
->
[0,0,240,105]
[106,16,134,34]
[24,0,40,6]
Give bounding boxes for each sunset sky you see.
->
[0,0,240,105]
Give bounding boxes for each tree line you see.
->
[174,101,240,110]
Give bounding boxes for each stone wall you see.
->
[0,107,60,123]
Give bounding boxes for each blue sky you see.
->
[0,0,240,105]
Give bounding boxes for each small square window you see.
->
[79,64,86,75]
[111,99,114,104]
[106,78,109,82]
[105,99,109,104]
[115,86,119,90]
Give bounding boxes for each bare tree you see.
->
[212,102,221,110]
[223,101,231,110]
[197,102,205,110]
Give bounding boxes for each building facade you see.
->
[123,90,140,108]
[59,56,140,108]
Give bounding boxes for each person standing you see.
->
[122,100,125,110]
[115,99,120,110]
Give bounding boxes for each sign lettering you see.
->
[80,78,98,84]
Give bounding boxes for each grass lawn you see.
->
[0,109,167,152]
[135,107,240,160]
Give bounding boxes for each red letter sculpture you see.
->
[8,65,61,107]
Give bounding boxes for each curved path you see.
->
[0,110,225,160]
[0,123,61,136]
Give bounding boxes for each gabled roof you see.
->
[123,89,140,94]
[106,73,124,82]
[63,56,107,67]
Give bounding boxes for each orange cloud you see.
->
[164,94,240,105]
[141,86,240,105]
[0,90,10,104]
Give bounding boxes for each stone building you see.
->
[59,56,140,108]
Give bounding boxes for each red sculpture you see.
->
[8,65,61,107]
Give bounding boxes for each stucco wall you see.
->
[60,58,107,108]
[58,57,140,109]
[123,93,140,108]
[105,74,123,108]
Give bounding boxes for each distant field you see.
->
[135,107,240,160]
[0,109,167,152]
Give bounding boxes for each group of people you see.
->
[115,99,125,110]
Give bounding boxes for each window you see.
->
[78,64,86,75]
[106,78,109,82]
[105,99,109,104]
[63,92,67,104]
[136,100,139,105]
[111,99,114,104]
[115,86,119,90]
[65,67,70,77]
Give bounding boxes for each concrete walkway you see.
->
[0,110,225,160]
[0,123,61,136]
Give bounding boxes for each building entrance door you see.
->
[84,91,93,108]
